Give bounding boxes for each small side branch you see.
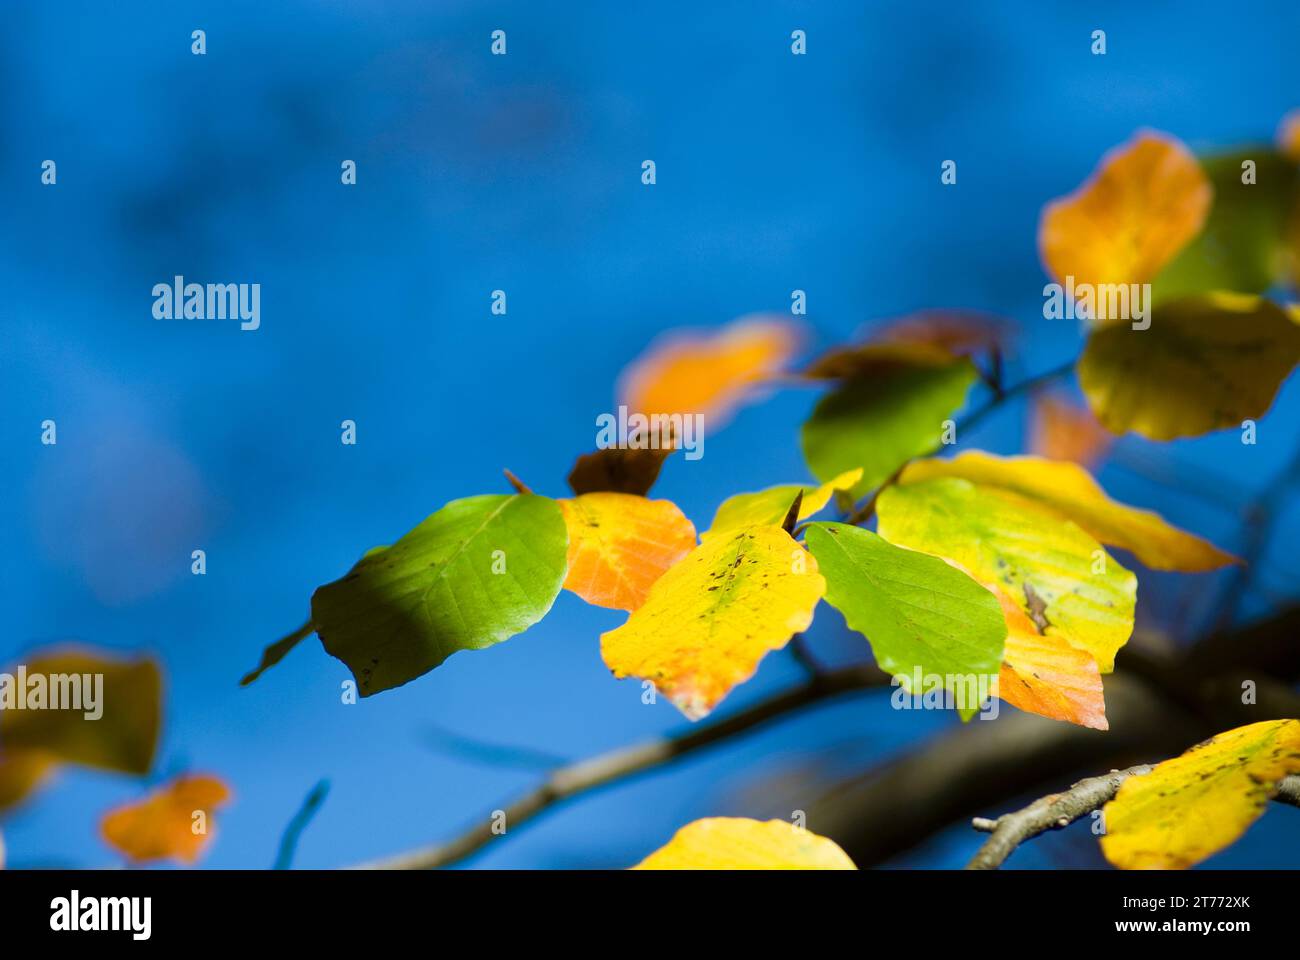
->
[965,764,1153,870]
[1277,775,1300,808]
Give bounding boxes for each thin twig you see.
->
[241,618,315,686]
[965,765,1153,870]
[274,779,330,870]
[352,663,891,869]
[503,468,532,495]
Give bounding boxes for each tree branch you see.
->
[1277,775,1300,809]
[352,663,891,869]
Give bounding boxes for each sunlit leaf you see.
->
[1101,719,1300,869]
[619,315,800,425]
[633,817,856,870]
[993,590,1107,731]
[310,494,568,696]
[801,356,976,499]
[877,478,1136,673]
[700,468,863,543]
[805,523,1006,720]
[1078,293,1300,440]
[1040,130,1211,322]
[899,451,1236,572]
[560,493,696,612]
[1029,392,1112,469]
[101,774,232,865]
[601,525,824,720]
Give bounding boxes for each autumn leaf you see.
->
[899,451,1236,572]
[806,523,1006,720]
[601,525,824,720]
[1029,392,1112,469]
[560,493,696,611]
[1039,130,1211,322]
[1101,720,1300,869]
[1078,293,1300,440]
[993,590,1107,731]
[801,356,976,499]
[0,648,162,811]
[1278,109,1300,162]
[700,468,863,543]
[875,309,1013,357]
[801,340,958,380]
[101,774,232,865]
[618,315,800,425]
[877,477,1136,673]
[307,494,568,696]
[566,443,672,496]
[633,817,856,870]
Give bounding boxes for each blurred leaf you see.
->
[1029,392,1112,469]
[0,648,161,811]
[900,451,1236,571]
[701,468,862,543]
[877,478,1136,672]
[805,523,1006,720]
[1277,109,1300,163]
[993,589,1107,730]
[633,817,856,870]
[619,315,800,425]
[601,526,824,720]
[559,493,695,611]
[801,340,957,380]
[1039,130,1211,322]
[567,444,671,496]
[874,309,1013,357]
[1101,719,1300,869]
[101,774,231,865]
[311,494,568,696]
[1078,293,1300,440]
[1152,150,1300,303]
[801,357,976,499]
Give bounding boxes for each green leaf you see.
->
[1152,150,1300,305]
[310,494,568,696]
[800,358,976,499]
[804,522,1006,719]
[877,477,1136,673]
[1078,293,1300,440]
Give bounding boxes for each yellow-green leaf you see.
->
[1079,293,1300,440]
[633,817,856,870]
[601,525,825,720]
[877,478,1136,673]
[700,468,863,543]
[1101,720,1300,869]
[899,451,1236,572]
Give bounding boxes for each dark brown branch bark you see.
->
[353,663,891,869]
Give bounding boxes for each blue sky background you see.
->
[2,0,1299,869]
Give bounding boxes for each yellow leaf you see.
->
[1101,720,1300,869]
[619,315,800,424]
[1078,293,1300,440]
[900,451,1236,572]
[700,468,863,543]
[601,525,825,719]
[0,750,56,811]
[1029,392,1112,469]
[1039,131,1211,322]
[877,478,1135,673]
[992,590,1107,731]
[100,774,232,865]
[633,817,856,870]
[560,493,696,612]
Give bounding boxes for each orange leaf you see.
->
[876,309,1013,357]
[1039,131,1211,321]
[560,493,696,611]
[1029,392,1113,468]
[100,774,231,865]
[1278,109,1300,163]
[619,315,800,424]
[993,591,1107,730]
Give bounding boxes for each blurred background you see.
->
[2,0,1299,868]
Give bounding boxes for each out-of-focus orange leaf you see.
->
[633,817,856,870]
[560,493,696,612]
[100,774,231,865]
[601,526,824,720]
[1278,109,1300,163]
[1029,392,1113,468]
[993,590,1107,731]
[1039,131,1212,322]
[801,340,955,380]
[618,315,800,424]
[876,309,1013,356]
